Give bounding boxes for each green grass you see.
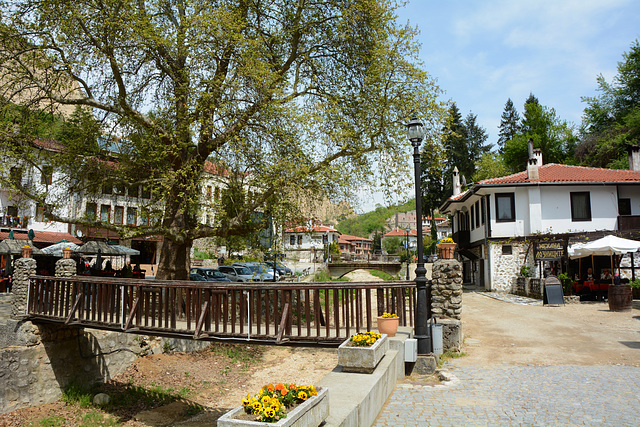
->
[437,350,467,367]
[209,343,263,364]
[27,416,66,427]
[61,384,94,409]
[313,270,350,282]
[369,269,397,281]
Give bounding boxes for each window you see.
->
[475,201,480,227]
[128,185,139,198]
[100,204,111,222]
[481,197,486,225]
[214,187,220,201]
[495,193,515,222]
[36,204,45,222]
[206,186,212,198]
[114,206,124,224]
[102,184,112,195]
[470,205,475,230]
[41,166,53,185]
[290,235,296,245]
[502,245,512,255]
[619,198,631,216]
[297,235,303,245]
[570,192,591,221]
[126,207,137,225]
[140,187,151,199]
[7,206,18,217]
[85,203,97,221]
[115,184,125,195]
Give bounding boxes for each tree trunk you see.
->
[156,237,192,281]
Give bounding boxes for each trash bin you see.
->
[431,322,443,355]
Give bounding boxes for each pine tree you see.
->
[497,98,520,153]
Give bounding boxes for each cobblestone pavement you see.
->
[374,363,640,426]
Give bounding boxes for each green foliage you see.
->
[472,152,510,182]
[336,199,415,238]
[629,279,640,289]
[26,415,66,427]
[0,0,447,280]
[497,98,520,153]
[520,265,531,277]
[382,236,402,254]
[578,39,640,168]
[61,384,94,409]
[313,270,350,282]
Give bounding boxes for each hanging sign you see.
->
[534,240,565,261]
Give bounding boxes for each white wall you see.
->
[618,185,640,215]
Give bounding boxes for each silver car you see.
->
[218,265,255,282]
[232,262,277,282]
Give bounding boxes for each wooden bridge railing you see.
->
[27,276,415,345]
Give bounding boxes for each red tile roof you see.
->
[338,234,372,243]
[384,227,418,237]
[0,230,81,245]
[285,225,338,233]
[32,138,64,152]
[204,161,231,177]
[480,163,640,185]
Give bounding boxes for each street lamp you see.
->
[405,225,410,280]
[406,113,431,355]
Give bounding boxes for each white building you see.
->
[284,224,340,262]
[440,145,640,291]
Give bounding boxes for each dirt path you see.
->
[458,291,640,366]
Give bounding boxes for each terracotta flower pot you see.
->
[22,245,32,258]
[377,316,399,337]
[437,243,457,259]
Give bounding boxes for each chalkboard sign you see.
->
[543,276,565,306]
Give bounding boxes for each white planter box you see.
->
[217,387,329,427]
[337,334,389,373]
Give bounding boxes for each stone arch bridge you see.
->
[327,261,403,278]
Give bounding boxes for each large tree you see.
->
[0,0,444,279]
[497,98,519,153]
[577,39,640,168]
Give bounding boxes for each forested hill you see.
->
[336,199,416,238]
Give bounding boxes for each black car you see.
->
[189,272,208,281]
[190,268,232,282]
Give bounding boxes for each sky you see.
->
[355,0,640,213]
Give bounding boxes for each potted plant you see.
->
[437,237,456,259]
[558,272,572,295]
[630,279,640,300]
[218,382,328,426]
[337,331,389,373]
[377,312,399,337]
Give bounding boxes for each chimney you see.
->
[629,145,640,171]
[452,166,461,196]
[532,148,543,166]
[527,139,540,181]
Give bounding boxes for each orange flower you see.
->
[267,384,274,392]
[290,383,297,390]
[281,388,288,396]
[275,383,284,391]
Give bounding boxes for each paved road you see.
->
[375,291,640,426]
[375,363,640,426]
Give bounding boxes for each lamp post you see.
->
[405,226,410,280]
[406,114,431,355]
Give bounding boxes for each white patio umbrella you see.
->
[568,235,640,259]
[41,241,81,257]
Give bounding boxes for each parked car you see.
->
[218,265,255,282]
[189,272,209,281]
[190,267,231,282]
[264,261,293,276]
[232,262,277,282]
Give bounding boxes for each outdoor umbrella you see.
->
[74,240,120,256]
[0,239,45,255]
[108,244,140,256]
[568,235,640,259]
[41,240,81,257]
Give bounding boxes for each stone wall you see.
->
[10,257,36,318]
[1,256,210,414]
[430,259,463,353]
[431,260,463,320]
[489,241,536,293]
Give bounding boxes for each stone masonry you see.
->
[430,259,463,352]
[431,259,463,319]
[1,256,209,414]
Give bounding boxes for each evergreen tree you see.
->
[463,112,492,167]
[497,98,520,153]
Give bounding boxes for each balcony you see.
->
[618,215,640,231]
[0,215,29,229]
[452,230,470,248]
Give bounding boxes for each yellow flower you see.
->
[297,391,308,401]
[264,407,276,418]
[382,312,398,318]
[261,395,270,405]
[309,385,317,396]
